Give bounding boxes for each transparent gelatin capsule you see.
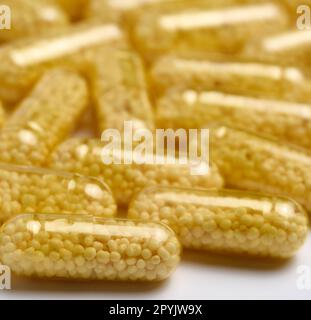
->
[88,49,155,135]
[150,54,311,102]
[208,124,311,212]
[0,22,126,105]
[49,138,224,206]
[0,163,117,224]
[0,214,181,281]
[156,89,311,150]
[0,69,88,166]
[129,187,309,258]
[133,1,289,61]
[0,0,69,43]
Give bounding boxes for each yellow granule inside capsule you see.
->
[129,187,309,258]
[0,214,181,281]
[150,55,311,103]
[133,1,289,62]
[208,124,311,212]
[0,69,88,166]
[88,49,154,134]
[0,0,69,43]
[156,89,311,150]
[49,138,224,206]
[0,22,126,105]
[0,163,117,224]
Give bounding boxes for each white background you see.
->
[1,232,310,300]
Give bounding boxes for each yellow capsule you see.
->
[244,29,311,67]
[0,0,69,43]
[0,69,88,166]
[133,1,289,61]
[54,0,89,20]
[0,214,181,281]
[49,138,224,206]
[89,49,154,135]
[157,89,311,150]
[0,163,116,224]
[151,54,311,102]
[0,22,126,105]
[209,124,311,212]
[129,187,309,258]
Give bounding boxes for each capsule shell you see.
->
[50,138,224,206]
[134,1,289,61]
[0,163,116,224]
[0,214,181,281]
[0,0,69,43]
[89,49,154,134]
[151,55,311,103]
[0,69,88,166]
[157,89,311,150]
[129,187,309,258]
[0,22,126,105]
[209,124,311,212]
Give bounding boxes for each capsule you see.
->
[0,22,126,105]
[0,0,69,43]
[129,187,309,258]
[283,0,311,21]
[208,124,311,212]
[49,138,224,206]
[151,54,311,102]
[133,1,289,61]
[244,29,311,67]
[157,89,311,150]
[0,214,181,281]
[89,49,154,135]
[0,163,116,224]
[0,69,88,166]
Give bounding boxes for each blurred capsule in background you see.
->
[0,163,116,224]
[88,49,154,135]
[133,1,289,62]
[208,124,311,212]
[150,54,311,103]
[0,69,88,166]
[49,138,224,206]
[0,214,181,281]
[0,0,69,43]
[129,187,309,258]
[0,22,126,105]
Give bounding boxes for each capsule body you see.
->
[0,22,126,104]
[129,187,309,258]
[0,69,88,166]
[134,2,288,61]
[0,0,69,43]
[151,55,311,102]
[0,163,116,224]
[50,138,224,206]
[0,214,181,281]
[209,124,311,212]
[89,49,154,134]
[157,89,311,150]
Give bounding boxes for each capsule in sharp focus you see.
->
[49,138,224,206]
[156,89,311,150]
[0,22,126,105]
[133,1,289,61]
[0,0,69,43]
[0,69,88,166]
[0,214,181,281]
[209,124,311,212]
[129,187,309,258]
[151,54,311,103]
[0,163,116,224]
[89,49,154,135]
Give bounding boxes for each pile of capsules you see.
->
[0,0,310,282]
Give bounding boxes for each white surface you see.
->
[1,232,311,300]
